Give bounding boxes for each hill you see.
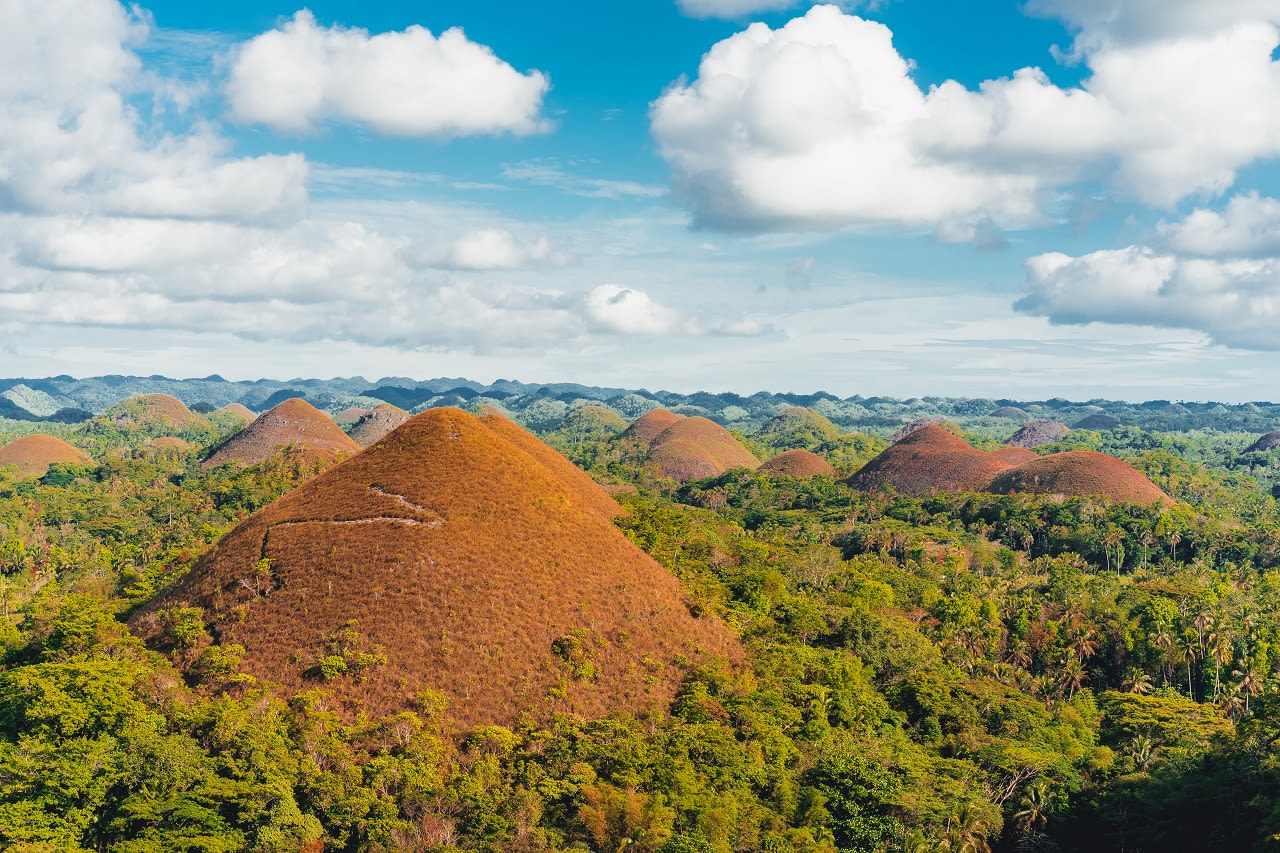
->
[104,394,208,431]
[756,407,843,449]
[202,398,360,468]
[348,404,411,447]
[1074,413,1121,430]
[648,417,760,482]
[1244,430,1280,453]
[1006,421,1069,448]
[620,407,684,446]
[759,449,836,477]
[846,425,1011,496]
[219,403,257,423]
[988,451,1172,505]
[990,446,1038,465]
[0,434,94,478]
[135,408,739,727]
[990,406,1029,421]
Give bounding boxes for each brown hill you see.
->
[476,413,622,521]
[1244,430,1280,453]
[620,408,684,446]
[846,425,1011,496]
[106,393,207,430]
[334,407,370,428]
[134,408,738,728]
[202,398,360,468]
[890,417,950,442]
[759,449,836,477]
[220,403,257,422]
[988,451,1172,505]
[348,404,411,447]
[1005,421,1069,448]
[648,417,760,482]
[0,434,94,478]
[990,446,1038,466]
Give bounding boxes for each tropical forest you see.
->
[2,377,1280,853]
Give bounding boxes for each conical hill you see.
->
[348,404,411,447]
[136,408,739,727]
[759,449,836,477]
[846,424,1011,496]
[0,435,94,478]
[988,451,1172,505]
[620,408,684,446]
[648,417,759,482]
[203,398,360,468]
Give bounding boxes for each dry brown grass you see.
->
[620,408,684,446]
[988,450,1172,505]
[648,417,759,482]
[349,404,412,447]
[0,434,94,478]
[1005,421,1069,448]
[989,447,1038,465]
[203,398,360,468]
[759,449,835,477]
[220,403,257,422]
[649,439,724,482]
[845,424,1011,496]
[136,407,740,728]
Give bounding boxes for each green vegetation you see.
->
[2,406,1280,851]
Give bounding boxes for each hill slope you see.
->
[648,417,760,482]
[137,408,737,727]
[203,398,360,468]
[0,435,94,478]
[759,449,836,477]
[989,451,1172,505]
[348,404,411,447]
[847,425,1011,496]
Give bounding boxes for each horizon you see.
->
[4,1,1280,401]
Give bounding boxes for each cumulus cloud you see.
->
[585,284,686,335]
[1018,246,1280,350]
[0,0,308,225]
[1159,193,1280,258]
[650,4,1280,232]
[227,11,550,137]
[1027,0,1280,52]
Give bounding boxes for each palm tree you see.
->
[1208,628,1233,701]
[1014,783,1051,835]
[1124,668,1154,695]
[1182,632,1199,699]
[1239,667,1264,713]
[1129,735,1159,772]
[1059,657,1087,699]
[944,804,992,853]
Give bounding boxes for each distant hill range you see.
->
[2,374,1279,436]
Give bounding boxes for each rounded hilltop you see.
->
[647,416,760,482]
[988,450,1172,505]
[202,397,360,468]
[0,434,94,478]
[759,449,836,477]
[847,424,1012,496]
[620,407,684,446]
[1005,421,1069,448]
[347,403,411,447]
[105,393,207,431]
[135,407,740,728]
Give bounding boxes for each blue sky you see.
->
[3,0,1279,400]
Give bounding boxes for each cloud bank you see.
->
[651,4,1280,234]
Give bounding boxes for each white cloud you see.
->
[227,11,550,138]
[650,5,1280,231]
[0,0,308,226]
[414,228,574,271]
[1159,193,1280,258]
[1027,0,1280,52]
[1018,246,1280,349]
[585,284,685,335]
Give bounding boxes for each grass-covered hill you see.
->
[3,384,1280,850]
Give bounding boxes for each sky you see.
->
[2,0,1280,401]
